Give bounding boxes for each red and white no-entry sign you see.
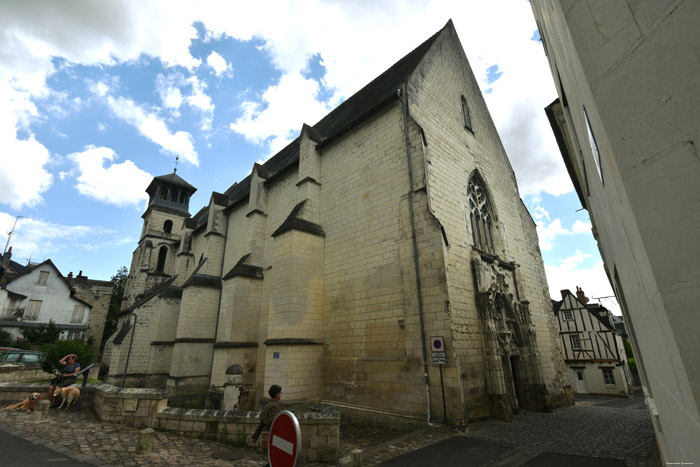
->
[268,410,301,467]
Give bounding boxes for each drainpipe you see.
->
[122,311,137,388]
[397,86,432,425]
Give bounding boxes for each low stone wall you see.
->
[0,382,51,402]
[0,364,53,383]
[92,383,168,428]
[0,382,340,463]
[156,407,339,462]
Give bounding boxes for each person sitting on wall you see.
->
[48,354,81,406]
[250,384,282,445]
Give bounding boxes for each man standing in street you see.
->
[251,384,282,445]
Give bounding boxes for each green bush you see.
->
[40,339,95,375]
[628,357,637,373]
[0,328,13,346]
[12,339,31,350]
[22,321,60,345]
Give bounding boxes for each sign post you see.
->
[430,336,446,365]
[430,336,448,424]
[268,410,301,467]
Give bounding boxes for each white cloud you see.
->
[91,81,110,97]
[545,250,620,315]
[537,218,570,251]
[0,2,201,208]
[155,74,184,110]
[206,51,232,77]
[106,95,198,165]
[155,73,213,131]
[0,82,53,209]
[0,211,94,261]
[529,195,550,222]
[194,1,573,197]
[230,73,330,152]
[186,76,214,131]
[0,211,133,266]
[572,219,592,234]
[67,145,152,207]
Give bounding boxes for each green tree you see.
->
[0,328,13,346]
[40,339,95,375]
[22,321,60,345]
[101,266,128,349]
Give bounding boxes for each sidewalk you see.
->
[0,392,659,466]
[0,401,453,466]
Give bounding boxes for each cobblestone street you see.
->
[0,392,659,466]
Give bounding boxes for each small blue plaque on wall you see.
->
[273,352,280,359]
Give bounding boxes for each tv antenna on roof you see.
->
[4,215,29,255]
[174,155,180,174]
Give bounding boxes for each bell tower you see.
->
[122,171,197,308]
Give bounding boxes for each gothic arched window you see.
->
[163,220,173,234]
[170,190,178,202]
[156,246,168,272]
[467,171,495,254]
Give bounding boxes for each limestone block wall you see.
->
[105,296,180,387]
[222,206,250,275]
[156,407,339,462]
[405,23,569,417]
[92,384,168,428]
[253,170,314,396]
[68,277,112,351]
[211,277,262,388]
[0,364,53,383]
[318,101,455,421]
[267,231,324,341]
[264,344,323,401]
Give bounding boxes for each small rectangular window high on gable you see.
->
[461,96,473,132]
[37,270,49,285]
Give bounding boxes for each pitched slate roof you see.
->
[148,172,196,192]
[218,20,448,207]
[180,20,450,234]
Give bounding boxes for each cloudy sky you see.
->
[0,0,619,313]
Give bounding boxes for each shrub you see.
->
[0,328,13,346]
[22,321,60,345]
[12,339,31,350]
[40,339,95,375]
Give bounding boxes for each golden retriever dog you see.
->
[53,386,80,409]
[5,392,43,412]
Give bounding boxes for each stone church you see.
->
[104,20,571,426]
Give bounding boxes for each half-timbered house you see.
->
[554,287,633,396]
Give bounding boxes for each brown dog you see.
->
[5,392,43,412]
[53,386,80,409]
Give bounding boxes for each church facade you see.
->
[104,21,571,426]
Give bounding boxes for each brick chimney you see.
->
[1,246,12,268]
[576,286,589,304]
